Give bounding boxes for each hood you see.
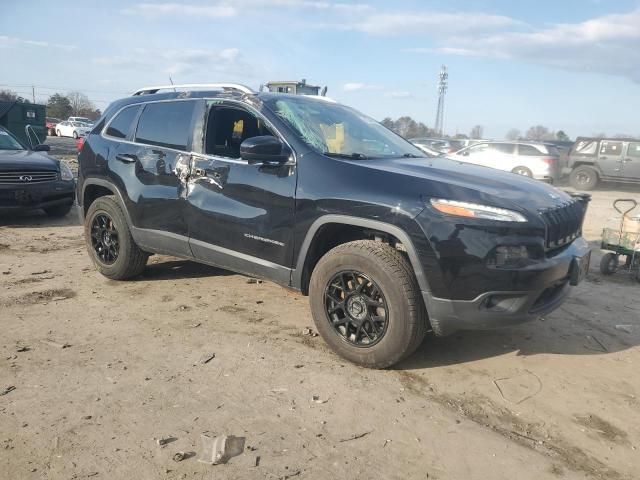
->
[355,156,574,214]
[0,150,59,172]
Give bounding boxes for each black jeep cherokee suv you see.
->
[77,84,591,368]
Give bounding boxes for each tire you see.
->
[308,240,428,369]
[73,131,78,139]
[599,252,618,275]
[44,204,72,217]
[512,166,532,177]
[48,128,55,136]
[84,195,148,280]
[570,166,599,190]
[56,129,62,137]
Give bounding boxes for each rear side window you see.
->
[572,140,598,155]
[600,141,623,156]
[518,144,543,156]
[491,143,516,154]
[106,106,140,139]
[135,101,196,151]
[628,142,640,158]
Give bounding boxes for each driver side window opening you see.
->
[205,106,273,159]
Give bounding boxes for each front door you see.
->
[186,101,297,285]
[598,140,625,177]
[622,142,640,179]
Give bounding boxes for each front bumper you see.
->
[0,180,76,213]
[423,237,590,336]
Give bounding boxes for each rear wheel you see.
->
[309,240,427,369]
[84,196,148,280]
[44,204,72,217]
[599,252,619,275]
[512,166,532,177]
[570,166,599,190]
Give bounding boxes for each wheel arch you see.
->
[293,215,431,296]
[81,179,133,227]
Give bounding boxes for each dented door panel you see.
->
[186,154,296,271]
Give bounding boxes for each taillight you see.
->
[542,157,557,165]
[75,137,85,153]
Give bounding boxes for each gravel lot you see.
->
[1,140,639,479]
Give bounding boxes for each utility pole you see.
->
[32,85,35,104]
[434,65,448,136]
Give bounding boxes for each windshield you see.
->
[0,129,25,151]
[264,96,425,159]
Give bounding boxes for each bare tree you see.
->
[67,91,95,116]
[505,128,520,140]
[0,89,29,103]
[470,125,483,139]
[524,125,556,141]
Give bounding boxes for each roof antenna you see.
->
[169,76,176,92]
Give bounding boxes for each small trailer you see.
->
[600,199,640,282]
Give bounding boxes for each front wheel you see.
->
[309,240,427,369]
[72,131,78,139]
[570,166,599,190]
[599,252,619,275]
[84,195,148,280]
[56,129,62,137]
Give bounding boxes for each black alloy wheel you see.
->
[90,213,119,265]
[324,270,389,347]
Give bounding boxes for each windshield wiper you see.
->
[324,152,368,160]
[402,153,424,158]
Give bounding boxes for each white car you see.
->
[56,121,92,139]
[448,141,560,183]
[68,116,93,124]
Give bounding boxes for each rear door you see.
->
[106,99,198,256]
[488,143,517,172]
[185,100,297,284]
[598,140,624,177]
[623,142,640,179]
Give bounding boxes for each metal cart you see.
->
[600,199,640,282]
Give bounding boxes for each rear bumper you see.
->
[0,180,75,213]
[423,237,590,336]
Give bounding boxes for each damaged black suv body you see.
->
[77,84,591,368]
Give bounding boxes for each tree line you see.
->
[0,89,101,120]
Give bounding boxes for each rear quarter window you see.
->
[105,105,140,139]
[518,144,544,156]
[134,101,196,151]
[572,140,598,156]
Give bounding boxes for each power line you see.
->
[0,84,129,95]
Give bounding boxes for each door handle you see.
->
[115,153,137,163]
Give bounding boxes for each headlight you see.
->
[430,198,527,222]
[60,161,74,181]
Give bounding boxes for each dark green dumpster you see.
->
[0,101,47,147]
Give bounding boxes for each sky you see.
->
[2,0,640,139]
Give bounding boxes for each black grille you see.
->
[0,171,58,184]
[540,200,587,250]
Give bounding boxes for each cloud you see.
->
[93,47,251,78]
[415,8,640,82]
[342,82,381,91]
[123,1,371,18]
[0,35,77,51]
[338,11,523,35]
[123,3,236,18]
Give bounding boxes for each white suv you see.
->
[449,141,560,182]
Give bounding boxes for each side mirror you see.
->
[240,136,291,165]
[34,144,51,152]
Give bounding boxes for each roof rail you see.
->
[132,83,255,96]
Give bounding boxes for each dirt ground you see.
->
[1,140,639,479]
